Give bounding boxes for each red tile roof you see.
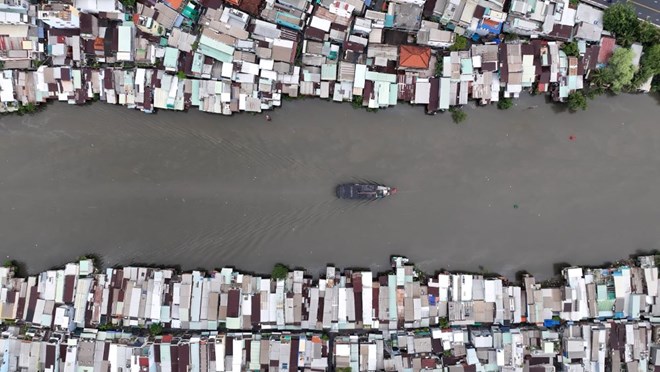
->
[238,0,263,16]
[164,0,183,11]
[399,45,431,69]
[598,36,616,64]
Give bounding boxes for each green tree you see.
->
[450,108,467,124]
[601,48,636,92]
[271,263,289,280]
[435,59,443,76]
[584,86,604,99]
[449,35,468,51]
[3,260,17,271]
[337,368,352,372]
[531,81,540,95]
[631,44,660,88]
[504,33,519,42]
[176,71,186,80]
[603,3,639,47]
[97,323,116,331]
[351,95,363,109]
[120,0,136,10]
[497,97,513,110]
[588,68,607,88]
[16,102,38,115]
[637,21,660,47]
[561,41,580,57]
[567,91,587,112]
[149,322,163,336]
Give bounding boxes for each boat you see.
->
[336,183,397,200]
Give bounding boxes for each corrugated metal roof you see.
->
[198,35,234,63]
[321,63,337,81]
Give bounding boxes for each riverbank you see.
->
[1,253,657,329]
[1,94,659,278]
[0,254,658,369]
[2,0,658,118]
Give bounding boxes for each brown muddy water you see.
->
[0,94,659,278]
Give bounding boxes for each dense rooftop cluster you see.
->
[2,255,660,370]
[0,0,656,116]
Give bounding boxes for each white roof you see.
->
[353,65,367,88]
[0,24,28,37]
[0,11,22,23]
[259,59,275,70]
[631,43,643,67]
[336,344,351,356]
[575,3,603,25]
[261,69,277,80]
[560,7,577,26]
[241,61,260,75]
[75,0,116,12]
[273,38,294,49]
[472,55,482,68]
[414,80,430,104]
[439,77,450,110]
[117,25,133,53]
[0,72,15,102]
[221,62,233,78]
[310,16,332,32]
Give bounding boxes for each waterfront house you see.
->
[597,36,615,66]
[574,3,604,43]
[2,256,660,370]
[398,45,431,71]
[417,21,455,48]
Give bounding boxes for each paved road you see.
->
[624,0,659,25]
[586,0,660,26]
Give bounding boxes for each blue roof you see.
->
[385,14,394,28]
[275,12,302,30]
[174,14,184,28]
[477,19,503,34]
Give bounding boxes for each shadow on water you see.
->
[552,262,572,276]
[547,95,567,114]
[651,92,660,106]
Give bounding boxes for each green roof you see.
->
[366,71,396,83]
[191,80,200,106]
[461,58,473,75]
[182,3,199,20]
[198,35,234,63]
[321,64,337,81]
[72,69,82,89]
[597,299,615,312]
[389,83,397,105]
[191,52,204,74]
[163,47,179,69]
